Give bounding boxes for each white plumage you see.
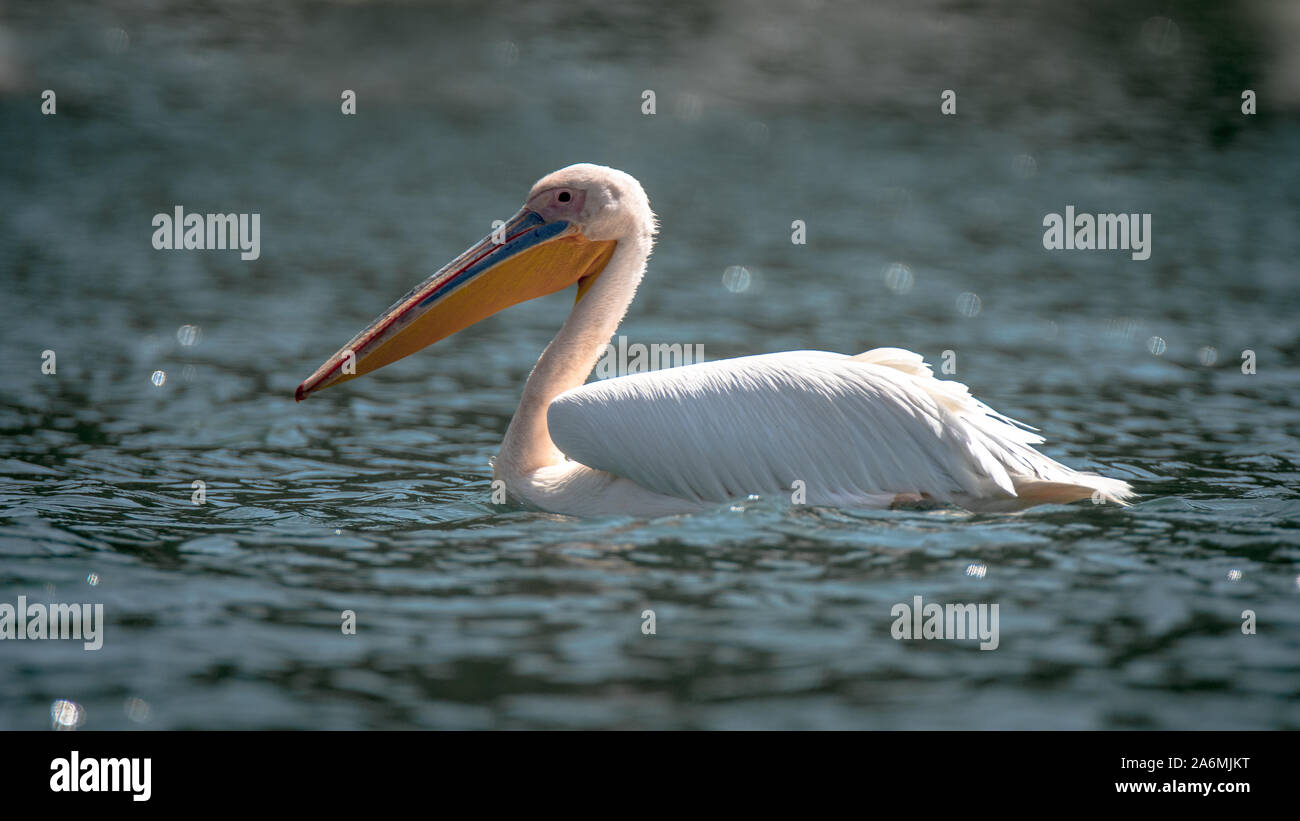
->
[540,348,1133,515]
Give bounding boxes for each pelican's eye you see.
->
[527,186,586,222]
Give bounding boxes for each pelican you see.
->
[296,164,1134,516]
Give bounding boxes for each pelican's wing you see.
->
[547,349,1132,509]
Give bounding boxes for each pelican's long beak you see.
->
[296,210,617,401]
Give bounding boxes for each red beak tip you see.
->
[294,383,307,402]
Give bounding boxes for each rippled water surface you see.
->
[2,0,1299,729]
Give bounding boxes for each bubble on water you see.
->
[1227,569,1242,581]
[1011,154,1037,179]
[1147,336,1166,356]
[333,529,341,536]
[151,370,166,387]
[50,699,85,730]
[86,572,99,586]
[965,563,987,578]
[957,292,982,317]
[124,697,152,724]
[1141,16,1180,56]
[878,187,913,224]
[177,324,201,346]
[883,262,913,295]
[674,93,703,122]
[1198,346,1218,367]
[1105,317,1140,342]
[493,40,519,68]
[722,265,752,293]
[104,27,129,54]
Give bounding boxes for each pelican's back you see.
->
[547,349,1134,511]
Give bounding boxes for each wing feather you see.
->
[547,350,1128,508]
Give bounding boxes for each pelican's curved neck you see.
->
[497,233,651,475]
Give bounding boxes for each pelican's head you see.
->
[525,164,655,243]
[295,163,653,401]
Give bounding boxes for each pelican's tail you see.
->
[852,347,1136,512]
[990,473,1135,512]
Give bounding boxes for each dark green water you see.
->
[2,0,1298,729]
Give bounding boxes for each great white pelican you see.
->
[296,164,1134,516]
